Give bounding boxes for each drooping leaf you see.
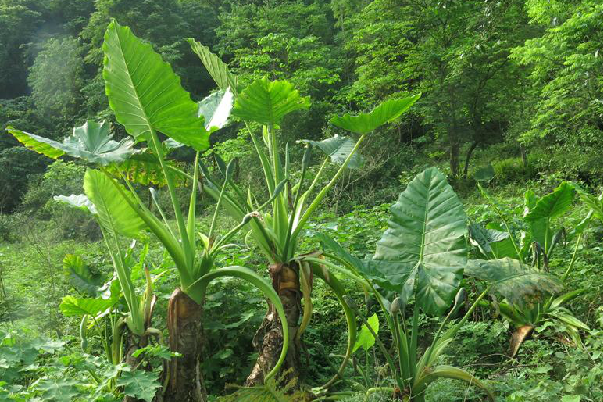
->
[232,77,310,126]
[366,167,467,316]
[59,295,116,317]
[63,254,103,297]
[7,121,135,165]
[84,169,147,239]
[103,21,208,150]
[104,151,189,187]
[53,194,97,214]
[473,164,495,183]
[353,313,379,352]
[469,223,509,255]
[198,88,234,133]
[465,258,563,307]
[188,39,239,94]
[524,182,576,222]
[116,370,162,402]
[330,95,420,135]
[300,136,364,169]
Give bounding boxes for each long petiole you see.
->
[149,129,192,264]
[293,132,368,241]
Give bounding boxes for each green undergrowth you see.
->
[1,177,603,401]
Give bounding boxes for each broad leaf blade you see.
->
[54,194,97,214]
[103,21,208,150]
[465,258,563,307]
[524,182,576,222]
[198,88,234,133]
[330,95,420,135]
[188,39,239,94]
[59,295,115,317]
[116,370,162,402]
[232,77,310,126]
[7,121,135,165]
[63,254,103,297]
[300,136,364,169]
[84,169,147,239]
[353,313,379,352]
[369,167,467,315]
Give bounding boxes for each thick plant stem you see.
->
[165,289,206,402]
[246,264,301,387]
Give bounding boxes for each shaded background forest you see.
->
[1,0,603,214]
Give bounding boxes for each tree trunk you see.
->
[165,288,206,402]
[246,264,301,387]
[463,141,479,178]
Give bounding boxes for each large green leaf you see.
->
[198,88,234,133]
[59,295,116,317]
[84,169,147,239]
[465,258,563,307]
[53,194,97,214]
[300,136,364,169]
[63,254,103,297]
[469,223,509,255]
[330,95,420,135]
[367,167,467,316]
[6,121,135,165]
[232,77,310,126]
[524,182,576,222]
[353,313,379,352]
[188,39,239,94]
[116,370,162,402]
[104,151,189,187]
[103,21,207,150]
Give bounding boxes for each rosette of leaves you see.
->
[314,167,495,401]
[190,37,420,389]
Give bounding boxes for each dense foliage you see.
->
[2,0,603,401]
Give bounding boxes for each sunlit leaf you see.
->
[353,313,379,352]
[198,88,234,133]
[116,370,162,402]
[7,121,135,165]
[84,169,147,239]
[59,295,116,317]
[300,136,364,169]
[103,21,208,150]
[53,194,97,214]
[330,95,420,134]
[232,77,310,126]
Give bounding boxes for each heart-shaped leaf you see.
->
[198,88,234,133]
[300,136,364,169]
[367,167,467,316]
[232,77,310,126]
[103,21,208,150]
[59,295,116,317]
[7,121,135,165]
[84,169,147,239]
[330,95,420,134]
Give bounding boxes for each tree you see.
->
[28,37,84,118]
[511,0,603,180]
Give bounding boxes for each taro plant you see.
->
[471,182,590,355]
[313,167,495,401]
[189,38,420,388]
[7,21,290,402]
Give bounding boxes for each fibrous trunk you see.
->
[165,288,206,402]
[246,264,301,386]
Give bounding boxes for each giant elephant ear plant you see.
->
[189,37,420,389]
[311,167,541,401]
[471,182,588,356]
[7,20,289,402]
